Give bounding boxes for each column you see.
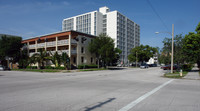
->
[76,37,79,66]
[35,40,37,53]
[27,42,30,56]
[45,41,47,51]
[69,34,71,58]
[69,34,72,69]
[56,37,58,51]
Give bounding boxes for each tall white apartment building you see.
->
[62,6,140,64]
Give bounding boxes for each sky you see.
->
[0,0,200,49]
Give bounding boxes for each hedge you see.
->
[181,64,193,71]
[26,66,37,69]
[77,65,98,69]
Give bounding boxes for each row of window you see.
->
[81,57,94,64]
[63,18,74,31]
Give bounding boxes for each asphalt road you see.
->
[0,67,199,111]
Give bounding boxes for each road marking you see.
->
[119,79,174,111]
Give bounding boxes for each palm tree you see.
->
[31,49,49,69]
[61,52,69,69]
[28,55,36,68]
[49,51,61,67]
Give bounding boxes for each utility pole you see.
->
[136,52,137,67]
[171,24,174,73]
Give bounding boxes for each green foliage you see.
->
[181,64,193,71]
[182,23,200,68]
[128,45,157,63]
[61,52,69,69]
[31,49,49,69]
[13,69,60,72]
[26,66,37,69]
[0,35,22,65]
[44,66,54,69]
[164,71,188,78]
[88,33,121,67]
[18,50,29,69]
[160,34,185,65]
[48,51,61,67]
[195,22,200,34]
[77,65,98,69]
[54,66,66,70]
[159,54,171,65]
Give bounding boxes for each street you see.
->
[0,67,200,111]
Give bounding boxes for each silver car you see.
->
[140,64,149,69]
[0,65,4,71]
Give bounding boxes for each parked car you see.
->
[148,64,157,67]
[117,64,123,67]
[0,65,10,71]
[0,65,3,71]
[140,64,149,69]
[161,64,178,70]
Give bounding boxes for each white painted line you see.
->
[119,79,174,111]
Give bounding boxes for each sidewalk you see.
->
[184,67,200,80]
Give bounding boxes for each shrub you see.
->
[54,66,66,70]
[181,64,193,71]
[45,66,54,69]
[77,64,98,69]
[26,66,37,69]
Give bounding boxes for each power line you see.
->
[146,0,170,32]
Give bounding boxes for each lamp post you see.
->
[155,24,174,73]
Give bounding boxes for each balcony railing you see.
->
[29,44,35,49]
[47,41,56,47]
[50,50,77,55]
[28,39,77,49]
[29,52,39,57]
[37,43,45,48]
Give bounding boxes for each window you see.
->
[81,57,84,63]
[81,47,84,53]
[73,57,76,63]
[91,57,93,63]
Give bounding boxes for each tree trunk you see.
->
[98,59,100,69]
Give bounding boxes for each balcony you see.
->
[37,43,45,48]
[29,44,35,49]
[50,50,77,55]
[28,39,77,49]
[29,52,39,57]
[47,41,56,47]
[57,39,77,46]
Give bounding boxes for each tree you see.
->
[61,52,69,69]
[88,33,121,68]
[0,35,22,66]
[183,22,200,68]
[31,49,49,69]
[128,45,157,64]
[160,34,185,65]
[48,51,61,67]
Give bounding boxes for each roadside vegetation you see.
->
[164,71,188,78]
[12,69,61,72]
[79,68,107,71]
[159,22,200,69]
[88,33,122,68]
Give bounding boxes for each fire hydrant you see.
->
[180,69,183,77]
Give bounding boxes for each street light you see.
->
[155,24,174,73]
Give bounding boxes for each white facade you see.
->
[62,6,140,64]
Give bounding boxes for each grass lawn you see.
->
[79,68,107,71]
[164,71,188,78]
[12,69,61,73]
